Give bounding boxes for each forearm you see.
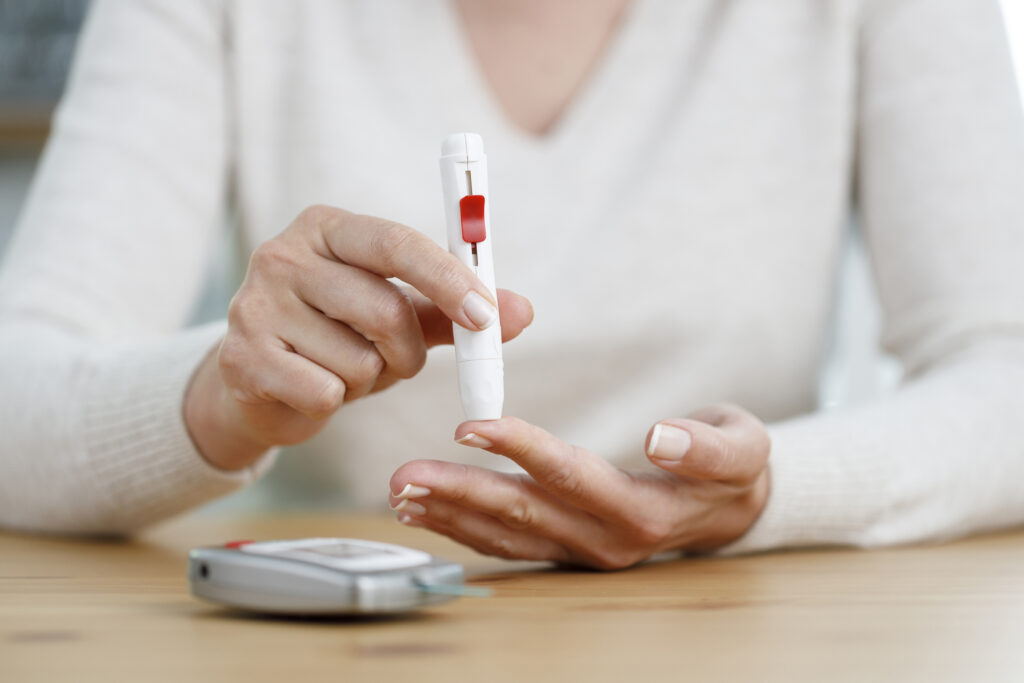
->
[0,320,275,535]
[721,337,1024,554]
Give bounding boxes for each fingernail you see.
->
[455,432,494,448]
[647,424,691,461]
[393,484,432,499]
[393,500,427,516]
[397,513,426,528]
[462,291,499,329]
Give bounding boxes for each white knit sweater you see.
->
[1,0,1023,554]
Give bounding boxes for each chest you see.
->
[227,0,860,356]
[452,0,635,136]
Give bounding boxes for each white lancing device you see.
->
[440,133,503,421]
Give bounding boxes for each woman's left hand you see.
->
[388,404,771,570]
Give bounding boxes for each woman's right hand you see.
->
[184,205,534,471]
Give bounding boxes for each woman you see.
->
[1,0,1022,569]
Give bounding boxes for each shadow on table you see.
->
[191,607,446,626]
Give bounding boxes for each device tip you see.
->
[441,132,485,160]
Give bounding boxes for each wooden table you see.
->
[3,515,1024,682]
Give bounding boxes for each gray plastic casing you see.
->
[188,544,465,615]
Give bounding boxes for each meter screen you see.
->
[238,538,433,572]
[303,543,394,558]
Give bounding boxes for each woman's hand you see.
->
[185,205,533,471]
[388,404,770,570]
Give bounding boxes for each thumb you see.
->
[410,288,534,348]
[644,404,770,485]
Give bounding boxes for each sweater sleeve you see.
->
[0,0,274,535]
[723,0,1024,553]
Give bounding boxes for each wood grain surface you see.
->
[2,514,1024,682]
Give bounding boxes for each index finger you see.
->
[303,205,498,331]
[454,417,636,522]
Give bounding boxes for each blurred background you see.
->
[0,0,86,253]
[0,0,1022,511]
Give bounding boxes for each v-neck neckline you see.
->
[435,0,655,151]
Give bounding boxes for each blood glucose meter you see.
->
[189,538,474,615]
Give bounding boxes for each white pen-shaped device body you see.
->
[440,133,503,421]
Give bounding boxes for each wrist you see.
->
[183,344,271,471]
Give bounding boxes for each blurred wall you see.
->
[0,0,240,324]
[0,0,88,253]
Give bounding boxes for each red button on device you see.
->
[459,195,486,243]
[223,539,254,549]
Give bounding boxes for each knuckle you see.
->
[307,377,346,418]
[543,446,588,498]
[503,416,531,432]
[627,515,672,548]
[297,204,331,225]
[249,239,298,278]
[427,254,466,293]
[398,344,428,379]
[545,467,584,499]
[216,335,249,383]
[502,435,533,462]
[719,441,742,479]
[440,465,474,504]
[296,204,346,234]
[296,204,350,244]
[500,498,536,531]
[350,346,386,386]
[702,430,735,479]
[373,291,416,337]
[372,221,419,265]
[499,420,536,459]
[226,287,267,332]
